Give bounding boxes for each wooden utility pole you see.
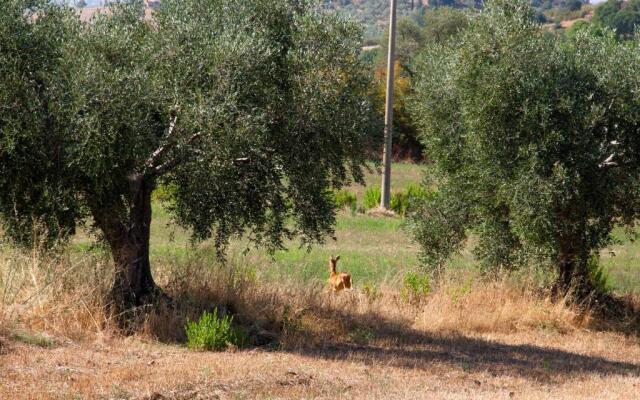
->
[380,0,397,210]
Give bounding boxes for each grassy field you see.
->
[71,162,639,296]
[2,162,640,399]
[64,162,640,298]
[68,162,427,288]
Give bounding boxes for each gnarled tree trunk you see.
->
[92,173,162,321]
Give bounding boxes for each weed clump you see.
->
[333,190,357,212]
[185,309,247,351]
[401,272,431,303]
[364,186,381,210]
[390,183,431,216]
[365,184,431,215]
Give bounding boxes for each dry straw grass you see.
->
[418,280,583,335]
[0,242,594,347]
[0,244,113,341]
[2,247,640,399]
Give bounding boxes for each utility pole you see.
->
[380,0,397,210]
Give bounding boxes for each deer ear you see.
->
[335,255,340,261]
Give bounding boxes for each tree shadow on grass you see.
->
[287,312,640,383]
[143,267,640,384]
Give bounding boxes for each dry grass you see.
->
[1,247,640,399]
[2,330,639,400]
[418,281,582,335]
[0,244,114,342]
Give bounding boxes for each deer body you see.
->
[328,255,352,292]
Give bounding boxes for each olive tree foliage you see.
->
[408,0,640,296]
[0,0,378,310]
[0,1,80,245]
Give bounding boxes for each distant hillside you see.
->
[325,0,593,39]
[74,1,596,39]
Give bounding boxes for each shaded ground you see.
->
[2,323,639,400]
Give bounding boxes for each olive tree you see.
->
[0,0,378,312]
[408,0,640,298]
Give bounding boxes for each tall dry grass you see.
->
[0,242,616,349]
[417,280,583,335]
[0,243,113,341]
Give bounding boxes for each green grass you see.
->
[227,211,418,286]
[347,162,425,204]
[601,227,640,297]
[140,163,424,287]
[67,162,639,297]
[11,330,55,348]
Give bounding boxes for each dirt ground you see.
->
[2,326,639,400]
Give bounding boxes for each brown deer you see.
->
[328,255,352,292]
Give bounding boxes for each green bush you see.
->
[185,309,247,351]
[363,186,381,210]
[401,271,430,303]
[390,190,407,215]
[333,190,357,212]
[390,183,431,216]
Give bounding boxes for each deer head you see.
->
[329,255,340,274]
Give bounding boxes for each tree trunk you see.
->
[93,173,161,320]
[556,236,592,300]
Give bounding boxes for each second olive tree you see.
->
[408,0,640,298]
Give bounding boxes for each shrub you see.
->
[185,309,247,351]
[349,326,375,344]
[564,0,583,12]
[390,190,408,216]
[333,190,357,212]
[152,184,177,203]
[390,183,431,216]
[363,186,381,210]
[401,272,430,303]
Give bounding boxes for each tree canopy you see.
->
[0,0,378,310]
[408,0,640,297]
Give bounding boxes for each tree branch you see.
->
[599,153,618,168]
[144,111,179,175]
[153,132,202,176]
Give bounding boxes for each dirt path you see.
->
[2,328,639,399]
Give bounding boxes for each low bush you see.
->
[363,186,381,210]
[401,271,431,303]
[390,183,431,216]
[185,309,247,351]
[390,190,407,216]
[152,184,177,203]
[333,190,357,212]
